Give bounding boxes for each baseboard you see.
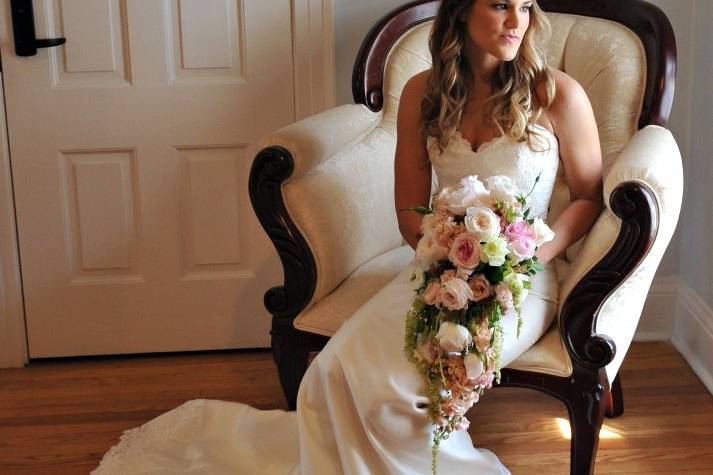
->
[671,279,713,395]
[634,275,678,341]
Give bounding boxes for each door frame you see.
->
[0,0,335,367]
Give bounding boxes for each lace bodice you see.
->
[428,124,559,219]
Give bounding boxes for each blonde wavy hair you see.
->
[422,0,555,151]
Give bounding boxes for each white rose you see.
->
[414,234,449,270]
[438,277,474,310]
[436,321,472,353]
[464,206,501,241]
[532,217,555,247]
[464,353,485,380]
[432,176,491,215]
[484,175,518,203]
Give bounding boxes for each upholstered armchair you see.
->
[248,0,682,473]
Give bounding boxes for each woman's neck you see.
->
[463,43,501,95]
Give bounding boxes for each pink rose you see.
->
[468,274,493,302]
[439,278,474,311]
[421,281,442,305]
[504,220,535,241]
[474,370,496,389]
[448,233,481,269]
[507,236,536,262]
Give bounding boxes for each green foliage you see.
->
[400,206,434,215]
[484,264,505,284]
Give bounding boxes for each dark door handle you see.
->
[11,0,66,57]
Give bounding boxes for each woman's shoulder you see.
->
[401,69,431,102]
[397,70,432,129]
[536,69,593,129]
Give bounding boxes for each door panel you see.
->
[1,0,291,357]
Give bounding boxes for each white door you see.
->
[0,0,292,357]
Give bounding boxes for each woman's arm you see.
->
[536,71,604,265]
[394,71,432,250]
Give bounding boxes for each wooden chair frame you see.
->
[249,1,676,473]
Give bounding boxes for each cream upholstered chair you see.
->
[248,0,682,473]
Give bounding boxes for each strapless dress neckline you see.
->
[452,123,558,156]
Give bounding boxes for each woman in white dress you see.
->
[94,0,603,474]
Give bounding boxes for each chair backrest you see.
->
[353,0,676,260]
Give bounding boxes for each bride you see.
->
[94,0,602,473]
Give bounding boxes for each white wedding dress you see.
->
[93,123,560,475]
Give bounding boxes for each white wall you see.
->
[333,0,408,105]
[681,0,713,307]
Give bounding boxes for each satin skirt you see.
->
[93,261,558,475]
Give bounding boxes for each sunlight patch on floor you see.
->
[555,417,623,440]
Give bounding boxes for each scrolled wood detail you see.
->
[559,182,658,370]
[352,0,439,111]
[582,382,605,426]
[248,145,318,320]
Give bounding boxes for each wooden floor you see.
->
[0,341,711,474]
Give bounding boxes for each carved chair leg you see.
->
[605,374,624,418]
[271,320,310,411]
[566,383,608,475]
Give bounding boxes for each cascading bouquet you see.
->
[403,174,555,474]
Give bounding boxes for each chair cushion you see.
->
[294,245,415,336]
[506,322,573,377]
[283,125,404,305]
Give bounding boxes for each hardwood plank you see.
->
[0,343,711,474]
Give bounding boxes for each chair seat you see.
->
[295,245,573,377]
[507,322,573,377]
[294,245,415,336]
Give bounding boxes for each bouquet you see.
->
[403,174,555,474]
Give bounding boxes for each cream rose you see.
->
[420,212,440,238]
[438,277,474,311]
[436,321,472,352]
[448,233,481,269]
[532,217,555,247]
[464,353,485,380]
[415,234,449,270]
[464,206,501,241]
[484,175,518,203]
